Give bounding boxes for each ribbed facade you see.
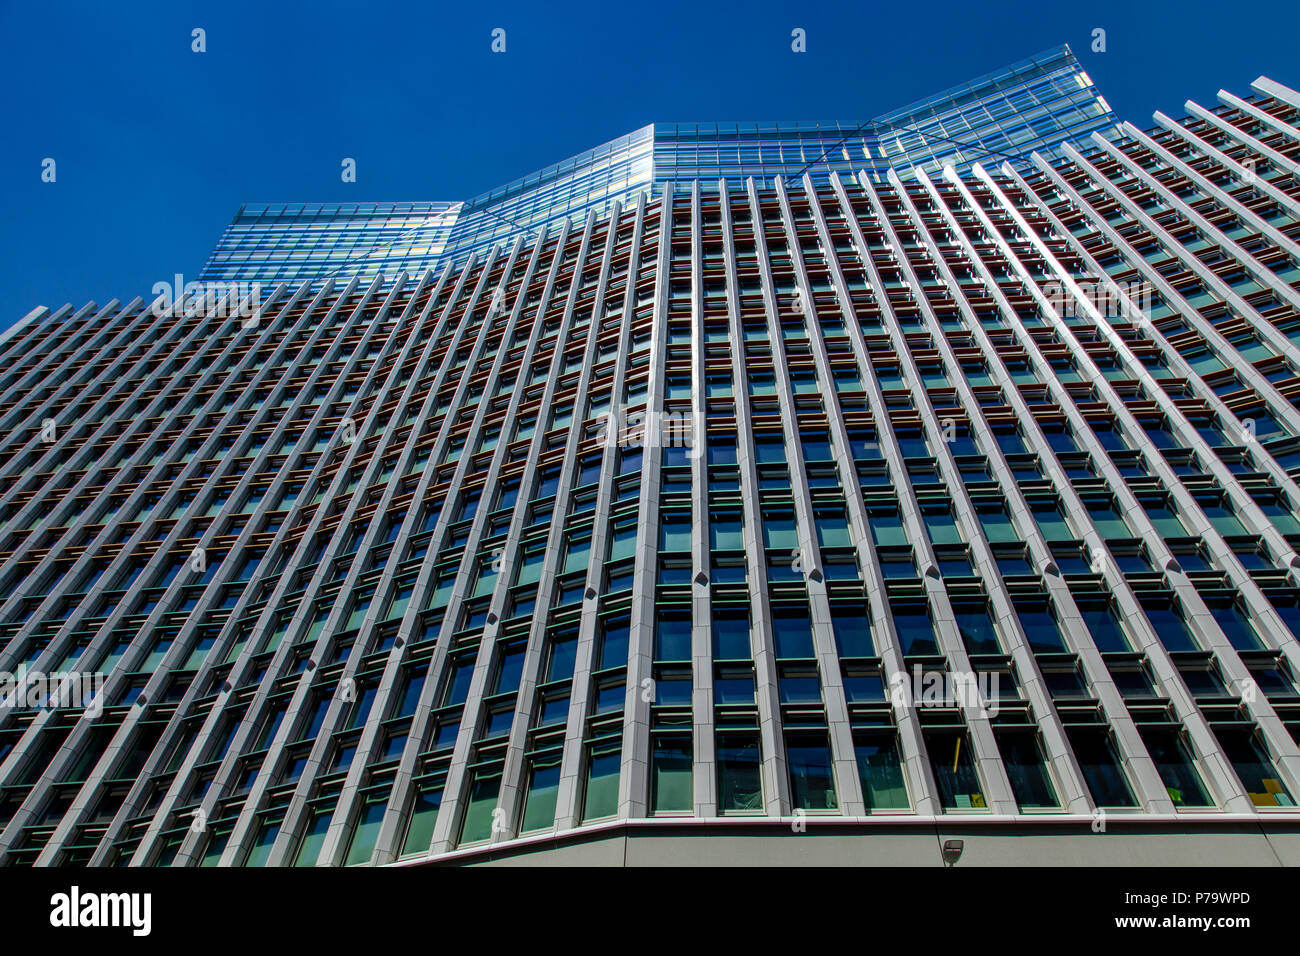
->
[2,70,1300,867]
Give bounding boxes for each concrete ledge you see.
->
[396,817,1300,867]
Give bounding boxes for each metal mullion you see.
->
[541,209,654,832]
[951,166,1292,805]
[264,261,502,865]
[867,175,1092,814]
[1016,156,1300,659]
[683,182,717,817]
[431,222,600,849]
[1008,159,1300,564]
[0,300,148,452]
[973,165,1300,804]
[0,293,254,548]
[370,243,555,860]
[290,258,511,866]
[1152,112,1300,220]
[373,230,574,863]
[177,272,447,867]
[0,285,295,624]
[917,167,1181,812]
[311,258,533,868]
[487,202,645,845]
[95,273,389,864]
[39,279,378,866]
[777,176,874,816]
[1185,101,1300,180]
[129,275,422,865]
[1091,133,1300,316]
[724,179,790,816]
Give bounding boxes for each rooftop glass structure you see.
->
[199,45,1117,286]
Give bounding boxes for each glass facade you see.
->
[199,45,1117,286]
[1,61,1300,867]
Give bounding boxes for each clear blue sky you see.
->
[3,0,1298,330]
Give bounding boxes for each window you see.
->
[1142,598,1201,652]
[344,790,388,866]
[922,504,962,545]
[716,734,763,812]
[458,762,503,845]
[582,741,621,821]
[1211,726,1293,806]
[1015,600,1067,653]
[546,630,579,682]
[1138,728,1211,807]
[892,602,939,656]
[830,607,873,658]
[659,513,692,551]
[710,509,744,550]
[996,731,1059,810]
[762,507,799,550]
[925,729,984,810]
[1085,497,1131,539]
[854,731,909,811]
[650,734,693,813]
[598,616,631,670]
[712,610,752,660]
[1030,499,1073,541]
[771,607,815,659]
[1207,599,1262,651]
[654,611,692,662]
[953,602,1000,656]
[520,752,562,832]
[785,732,837,810]
[1079,601,1131,653]
[1065,727,1136,807]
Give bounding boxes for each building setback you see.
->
[1,59,1300,866]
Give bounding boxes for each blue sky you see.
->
[3,0,1298,330]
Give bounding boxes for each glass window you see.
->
[1212,725,1294,806]
[996,731,1060,809]
[520,752,562,832]
[294,804,333,867]
[925,730,985,810]
[1138,728,1211,808]
[650,735,693,813]
[716,733,764,812]
[598,617,630,670]
[1016,602,1067,653]
[458,763,503,845]
[772,608,815,659]
[1208,600,1262,651]
[785,732,837,810]
[953,603,1000,655]
[344,791,388,866]
[712,610,752,660]
[399,780,443,856]
[655,611,692,662]
[854,731,909,811]
[1079,602,1131,653]
[893,603,939,656]
[1142,599,1201,652]
[830,608,873,658]
[582,742,621,821]
[1065,727,1136,807]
